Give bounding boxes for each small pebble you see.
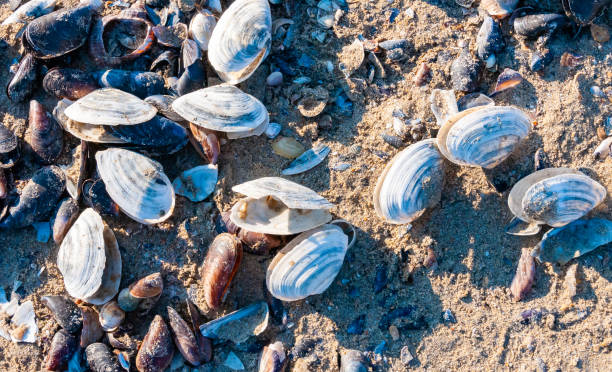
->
[545,313,556,330]
[332,162,351,171]
[266,71,283,86]
[590,86,606,98]
[389,325,399,341]
[591,24,610,43]
[400,346,414,366]
[442,309,456,323]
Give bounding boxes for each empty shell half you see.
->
[508,168,606,228]
[266,224,349,301]
[229,177,333,235]
[95,148,175,224]
[172,165,218,202]
[57,208,121,305]
[207,0,271,84]
[172,85,269,133]
[436,105,532,169]
[373,139,445,224]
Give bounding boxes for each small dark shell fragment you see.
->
[0,125,20,168]
[491,68,523,96]
[79,306,104,348]
[28,99,63,164]
[6,54,38,103]
[215,210,240,235]
[0,166,65,229]
[135,315,174,372]
[381,133,403,149]
[150,50,177,72]
[530,49,553,72]
[510,247,535,301]
[86,343,123,372]
[96,70,165,99]
[512,14,567,38]
[144,95,185,123]
[456,92,494,111]
[43,68,98,101]
[238,229,283,255]
[186,299,212,363]
[42,296,82,334]
[152,23,187,48]
[167,306,206,366]
[451,49,481,93]
[378,39,408,50]
[200,233,243,309]
[176,60,206,96]
[82,179,120,217]
[45,329,78,371]
[129,272,163,299]
[52,197,80,244]
[340,350,368,372]
[109,116,188,153]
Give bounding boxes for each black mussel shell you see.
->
[110,115,188,151]
[186,299,212,363]
[144,95,185,123]
[150,50,178,73]
[44,329,78,371]
[176,60,206,96]
[451,49,481,93]
[146,0,168,8]
[562,0,610,25]
[82,178,120,216]
[6,53,38,103]
[0,124,20,168]
[0,166,65,229]
[43,68,98,101]
[167,306,206,366]
[95,70,165,98]
[28,100,63,165]
[512,13,568,39]
[85,343,123,372]
[152,23,187,48]
[41,296,83,334]
[530,49,553,72]
[25,6,94,59]
[476,16,505,64]
[52,197,80,244]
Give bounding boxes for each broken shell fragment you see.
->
[230,177,333,235]
[504,216,542,236]
[373,139,445,224]
[266,224,349,301]
[99,301,125,332]
[28,99,63,165]
[436,105,532,169]
[491,68,523,96]
[0,125,20,168]
[508,168,606,228]
[200,302,269,344]
[281,144,330,176]
[200,233,243,309]
[86,342,123,372]
[594,136,612,160]
[95,148,175,224]
[430,89,458,127]
[79,306,104,348]
[207,0,271,84]
[167,306,206,366]
[172,165,218,202]
[338,39,365,78]
[89,14,155,66]
[2,0,56,26]
[41,296,82,334]
[272,137,305,159]
[510,247,536,301]
[45,329,78,371]
[456,92,494,111]
[297,86,329,118]
[136,315,174,372]
[57,208,121,305]
[258,341,287,372]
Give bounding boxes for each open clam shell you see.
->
[266,224,349,301]
[172,85,268,133]
[57,208,121,305]
[436,105,532,169]
[95,148,175,224]
[207,0,271,84]
[373,139,445,224]
[229,177,333,235]
[64,88,157,126]
[508,168,606,228]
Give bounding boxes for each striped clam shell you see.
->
[53,99,127,144]
[57,208,121,305]
[207,0,271,84]
[95,148,175,224]
[508,168,607,227]
[266,224,349,301]
[437,105,532,169]
[373,139,445,224]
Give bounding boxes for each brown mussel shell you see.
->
[45,329,78,371]
[79,306,104,348]
[43,68,99,101]
[189,124,220,165]
[28,99,63,164]
[41,295,82,334]
[86,342,123,372]
[562,0,609,25]
[200,233,243,309]
[167,306,206,366]
[0,124,20,168]
[129,272,163,299]
[136,315,174,372]
[52,197,80,244]
[6,53,38,103]
[215,210,240,235]
[25,6,94,59]
[238,229,283,255]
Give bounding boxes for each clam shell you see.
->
[199,302,269,344]
[200,233,243,309]
[266,224,348,301]
[1,0,56,26]
[232,177,333,210]
[172,85,268,133]
[480,0,518,19]
[95,148,175,224]
[53,99,127,144]
[172,165,218,202]
[508,168,606,227]
[99,301,124,332]
[437,105,532,169]
[190,9,216,52]
[207,0,271,84]
[373,139,445,224]
[64,88,157,126]
[57,208,121,305]
[281,145,330,176]
[258,341,287,372]
[129,272,163,299]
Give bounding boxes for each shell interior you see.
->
[172,165,218,202]
[231,177,333,210]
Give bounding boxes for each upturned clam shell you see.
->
[508,168,606,227]
[172,85,268,133]
[437,105,532,169]
[64,88,157,126]
[207,0,271,84]
[57,208,121,305]
[53,99,127,144]
[95,148,175,224]
[200,233,243,309]
[266,224,349,301]
[229,177,333,235]
[189,9,216,52]
[373,139,445,224]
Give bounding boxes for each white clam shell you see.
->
[266,224,348,301]
[172,85,269,133]
[437,105,532,169]
[232,177,333,210]
[189,9,216,52]
[172,165,218,202]
[508,168,607,227]
[64,88,157,126]
[207,0,271,84]
[95,148,175,224]
[281,144,330,176]
[57,208,121,305]
[373,139,445,224]
[53,99,127,144]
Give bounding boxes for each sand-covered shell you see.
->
[508,168,606,228]
[0,124,20,168]
[57,208,121,305]
[207,0,271,84]
[373,139,445,224]
[436,106,532,169]
[172,85,268,133]
[95,148,175,224]
[172,165,218,202]
[64,88,157,126]
[266,224,349,301]
[230,177,333,235]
